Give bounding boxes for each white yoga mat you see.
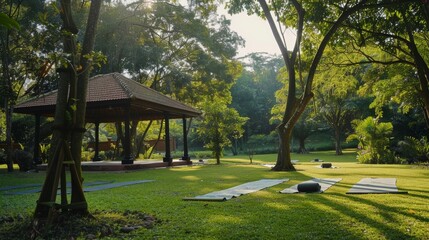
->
[280,178,342,194]
[347,178,407,194]
[184,179,289,201]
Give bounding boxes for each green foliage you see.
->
[39,143,50,163]
[186,151,212,159]
[81,151,95,162]
[231,54,283,136]
[0,12,19,29]
[12,150,33,172]
[93,1,243,105]
[197,98,248,163]
[347,117,395,164]
[396,136,429,163]
[247,133,277,148]
[358,62,420,117]
[11,115,34,147]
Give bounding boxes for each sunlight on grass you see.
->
[209,214,243,224]
[181,175,201,181]
[263,202,291,211]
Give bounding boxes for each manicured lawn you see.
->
[1,151,428,239]
[223,149,358,164]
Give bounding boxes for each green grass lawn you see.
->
[1,151,428,239]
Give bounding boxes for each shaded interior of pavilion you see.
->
[14,73,201,170]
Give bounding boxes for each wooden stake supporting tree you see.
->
[32,0,102,230]
[33,130,88,222]
[33,66,88,226]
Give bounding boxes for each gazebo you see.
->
[14,73,201,167]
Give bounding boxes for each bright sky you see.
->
[220,9,297,57]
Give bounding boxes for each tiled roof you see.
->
[15,73,201,122]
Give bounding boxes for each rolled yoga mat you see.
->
[280,178,342,194]
[297,182,321,193]
[321,162,332,168]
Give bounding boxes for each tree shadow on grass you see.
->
[315,193,426,239]
[195,196,365,239]
[339,192,429,224]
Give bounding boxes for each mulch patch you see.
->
[0,210,160,239]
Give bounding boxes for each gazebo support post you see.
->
[181,117,190,162]
[122,109,134,164]
[163,114,173,164]
[92,122,101,161]
[33,114,41,165]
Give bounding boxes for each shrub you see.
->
[347,117,396,164]
[396,136,429,163]
[190,151,212,159]
[104,150,115,160]
[81,151,95,162]
[39,143,51,163]
[12,150,34,171]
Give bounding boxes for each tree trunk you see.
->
[130,120,138,155]
[297,137,307,154]
[334,128,343,155]
[135,120,153,157]
[1,25,13,172]
[272,126,295,171]
[215,132,221,165]
[148,120,163,159]
[5,101,13,172]
[115,122,124,158]
[70,0,102,181]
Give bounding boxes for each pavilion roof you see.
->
[14,73,201,122]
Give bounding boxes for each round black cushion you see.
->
[297,182,321,193]
[321,162,332,168]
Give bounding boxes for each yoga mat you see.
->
[4,180,114,195]
[346,178,408,194]
[84,180,154,192]
[315,164,339,169]
[0,183,42,191]
[280,178,342,194]
[184,179,289,201]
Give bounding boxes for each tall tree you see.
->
[197,98,248,164]
[313,47,361,155]
[33,0,102,230]
[227,0,414,171]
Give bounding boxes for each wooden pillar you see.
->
[33,114,41,165]
[122,108,134,164]
[181,117,190,161]
[92,122,101,161]
[163,114,172,164]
